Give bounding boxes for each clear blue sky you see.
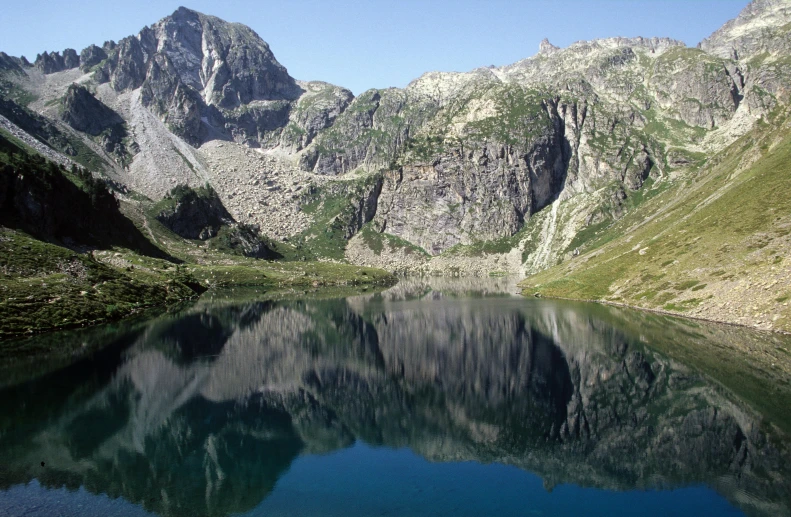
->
[0,0,749,94]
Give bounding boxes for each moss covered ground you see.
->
[0,229,198,338]
[0,223,394,340]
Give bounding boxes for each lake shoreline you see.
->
[520,290,791,336]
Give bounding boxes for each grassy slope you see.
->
[520,107,791,333]
[1,215,394,340]
[0,229,198,338]
[0,138,395,340]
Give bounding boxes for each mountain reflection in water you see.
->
[1,278,790,517]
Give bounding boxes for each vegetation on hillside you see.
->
[520,105,791,332]
[0,136,395,341]
[293,174,382,260]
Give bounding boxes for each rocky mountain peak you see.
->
[539,38,559,54]
[0,52,27,73]
[172,5,199,18]
[57,6,304,145]
[84,6,299,109]
[148,6,299,106]
[33,48,79,74]
[699,0,791,59]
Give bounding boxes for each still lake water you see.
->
[1,278,790,517]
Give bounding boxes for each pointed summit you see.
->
[92,7,299,106]
[172,5,196,16]
[539,38,559,55]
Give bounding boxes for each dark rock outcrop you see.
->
[0,52,26,74]
[59,84,136,164]
[0,97,80,158]
[33,49,79,74]
[139,53,207,145]
[106,35,147,90]
[209,223,281,259]
[60,84,123,135]
[62,48,79,69]
[155,184,235,240]
[34,51,64,74]
[78,44,107,72]
[155,184,278,258]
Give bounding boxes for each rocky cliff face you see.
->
[93,6,302,145]
[2,1,791,276]
[700,0,791,60]
[294,22,772,256]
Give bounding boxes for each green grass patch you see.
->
[358,224,428,256]
[663,298,702,312]
[293,175,382,260]
[0,229,199,339]
[674,280,700,290]
[186,261,394,289]
[520,106,791,329]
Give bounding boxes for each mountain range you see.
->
[1,0,790,333]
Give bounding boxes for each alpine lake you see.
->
[1,278,789,517]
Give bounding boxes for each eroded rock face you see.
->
[365,90,657,254]
[33,51,66,74]
[700,0,791,60]
[279,82,355,152]
[139,53,208,146]
[156,7,298,106]
[32,49,79,74]
[59,84,137,164]
[646,47,745,129]
[88,7,305,144]
[62,48,79,69]
[375,153,538,254]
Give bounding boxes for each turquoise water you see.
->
[253,443,742,517]
[1,279,789,516]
